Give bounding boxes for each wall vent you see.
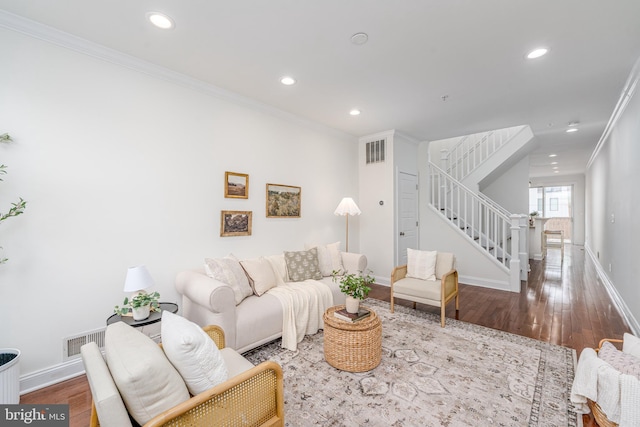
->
[63,327,106,360]
[365,139,386,164]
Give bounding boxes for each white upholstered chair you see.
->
[390,251,459,327]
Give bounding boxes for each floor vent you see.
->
[63,327,106,360]
[365,139,386,164]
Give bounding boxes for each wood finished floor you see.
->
[21,244,631,427]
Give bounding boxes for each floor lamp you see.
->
[334,197,361,252]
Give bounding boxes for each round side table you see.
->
[106,302,178,328]
[323,305,382,372]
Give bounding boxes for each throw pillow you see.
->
[204,255,253,305]
[598,340,640,380]
[623,333,640,359]
[306,242,344,276]
[240,256,277,296]
[406,248,437,281]
[264,254,289,286]
[284,248,323,282]
[161,311,228,395]
[104,322,189,425]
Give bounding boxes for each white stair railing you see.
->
[429,162,514,269]
[443,125,526,181]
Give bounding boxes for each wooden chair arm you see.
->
[441,269,458,298]
[144,361,284,427]
[391,265,408,286]
[596,338,623,352]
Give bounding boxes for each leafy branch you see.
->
[1,132,27,264]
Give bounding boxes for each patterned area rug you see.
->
[244,298,578,427]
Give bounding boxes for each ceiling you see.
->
[2,1,640,178]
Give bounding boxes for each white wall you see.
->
[0,27,359,383]
[585,61,640,333]
[480,156,530,216]
[358,131,394,284]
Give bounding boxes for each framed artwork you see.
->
[224,172,249,199]
[220,210,252,236]
[266,183,301,218]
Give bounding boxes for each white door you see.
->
[397,172,418,265]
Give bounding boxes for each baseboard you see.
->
[585,245,640,336]
[19,357,86,395]
[458,275,510,292]
[374,275,390,286]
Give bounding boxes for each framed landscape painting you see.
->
[220,210,252,236]
[224,172,249,199]
[266,183,301,218]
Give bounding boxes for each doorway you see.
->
[529,185,573,243]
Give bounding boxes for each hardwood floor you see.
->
[20,244,631,427]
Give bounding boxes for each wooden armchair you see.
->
[390,251,459,327]
[83,325,284,427]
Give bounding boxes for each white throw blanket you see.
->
[267,279,334,351]
[570,347,640,425]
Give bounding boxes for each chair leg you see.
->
[390,295,395,313]
[455,293,459,310]
[412,302,416,310]
[440,305,446,327]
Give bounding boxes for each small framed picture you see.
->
[266,183,301,218]
[224,172,249,199]
[220,210,252,237]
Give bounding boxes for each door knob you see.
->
[400,232,405,236]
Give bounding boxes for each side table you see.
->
[107,302,178,342]
[323,305,382,372]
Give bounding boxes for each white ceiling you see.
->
[2,1,640,178]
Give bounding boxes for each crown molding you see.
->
[587,56,640,168]
[0,10,356,142]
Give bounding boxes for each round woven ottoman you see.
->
[323,305,382,372]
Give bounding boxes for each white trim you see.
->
[373,275,390,286]
[458,275,510,292]
[358,129,395,143]
[587,56,640,169]
[584,245,640,336]
[19,358,86,395]
[0,10,355,142]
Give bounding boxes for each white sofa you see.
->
[175,248,367,353]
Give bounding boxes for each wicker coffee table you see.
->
[323,305,382,372]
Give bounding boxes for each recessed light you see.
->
[549,154,557,158]
[349,109,361,116]
[568,121,580,127]
[566,128,578,133]
[527,47,549,59]
[280,76,296,86]
[551,161,558,165]
[554,170,560,173]
[351,33,369,45]
[147,12,174,29]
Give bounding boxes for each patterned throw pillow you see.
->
[204,255,253,304]
[598,340,640,380]
[284,248,323,282]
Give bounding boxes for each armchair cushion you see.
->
[104,322,189,426]
[392,277,442,303]
[407,248,437,280]
[161,311,229,395]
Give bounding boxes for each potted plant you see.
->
[332,270,374,313]
[529,211,539,227]
[114,291,161,321]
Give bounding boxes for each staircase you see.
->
[428,126,532,292]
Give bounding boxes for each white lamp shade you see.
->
[123,265,155,293]
[334,197,361,216]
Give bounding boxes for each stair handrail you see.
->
[429,161,513,268]
[442,125,525,181]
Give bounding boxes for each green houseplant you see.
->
[0,133,27,264]
[114,291,161,321]
[332,270,374,313]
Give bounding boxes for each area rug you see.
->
[244,298,579,427]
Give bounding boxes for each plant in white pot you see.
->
[333,270,374,313]
[114,291,161,321]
